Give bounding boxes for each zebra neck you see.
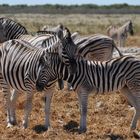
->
[53,55,75,84]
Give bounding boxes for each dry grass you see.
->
[0,14,139,139]
[1,13,139,47]
[0,84,137,140]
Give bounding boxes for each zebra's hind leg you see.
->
[120,86,140,136]
[77,87,89,133]
[10,89,19,125]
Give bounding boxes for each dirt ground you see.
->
[0,82,138,140]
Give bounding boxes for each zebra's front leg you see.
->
[67,82,73,91]
[77,88,89,133]
[0,75,12,127]
[23,92,33,129]
[10,89,18,125]
[58,79,64,90]
[44,88,54,130]
[2,88,13,127]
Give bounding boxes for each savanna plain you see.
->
[0,14,140,140]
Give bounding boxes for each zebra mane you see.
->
[12,39,36,51]
[36,30,57,36]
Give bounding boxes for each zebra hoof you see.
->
[78,128,87,134]
[130,130,140,139]
[22,122,28,129]
[7,123,14,128]
[67,86,73,91]
[10,120,17,126]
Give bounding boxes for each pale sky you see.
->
[0,0,140,5]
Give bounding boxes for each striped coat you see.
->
[36,53,140,133]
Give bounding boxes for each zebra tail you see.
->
[112,40,123,57]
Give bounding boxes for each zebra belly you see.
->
[95,79,126,94]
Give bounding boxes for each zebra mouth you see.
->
[36,83,45,92]
[130,30,134,35]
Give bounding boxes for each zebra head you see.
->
[126,20,134,36]
[37,23,64,40]
[36,52,57,92]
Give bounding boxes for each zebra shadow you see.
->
[63,120,79,133]
[33,125,47,134]
[105,133,124,140]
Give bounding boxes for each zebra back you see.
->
[36,53,140,93]
[74,34,122,60]
[0,17,28,42]
[40,23,64,39]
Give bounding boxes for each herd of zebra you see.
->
[0,17,139,135]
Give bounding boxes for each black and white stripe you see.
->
[74,33,122,60]
[36,53,140,133]
[0,30,77,129]
[0,18,77,70]
[0,39,47,128]
[42,24,123,90]
[0,18,77,89]
[0,17,28,42]
[41,24,122,60]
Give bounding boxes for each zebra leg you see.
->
[3,88,13,127]
[22,92,33,129]
[10,89,18,125]
[57,79,64,90]
[120,86,140,130]
[44,88,54,130]
[0,75,13,127]
[77,88,89,133]
[4,89,12,128]
[67,82,73,91]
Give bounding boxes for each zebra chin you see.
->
[36,82,45,92]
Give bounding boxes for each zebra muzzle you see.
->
[36,82,45,92]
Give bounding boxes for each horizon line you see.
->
[0,3,139,6]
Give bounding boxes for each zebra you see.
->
[0,17,63,47]
[36,52,140,134]
[0,17,64,49]
[40,24,123,89]
[40,23,64,39]
[0,17,77,64]
[40,23,122,60]
[0,17,78,89]
[0,35,77,129]
[107,20,134,48]
[0,17,28,42]
[40,23,79,41]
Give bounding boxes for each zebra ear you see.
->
[63,27,71,40]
